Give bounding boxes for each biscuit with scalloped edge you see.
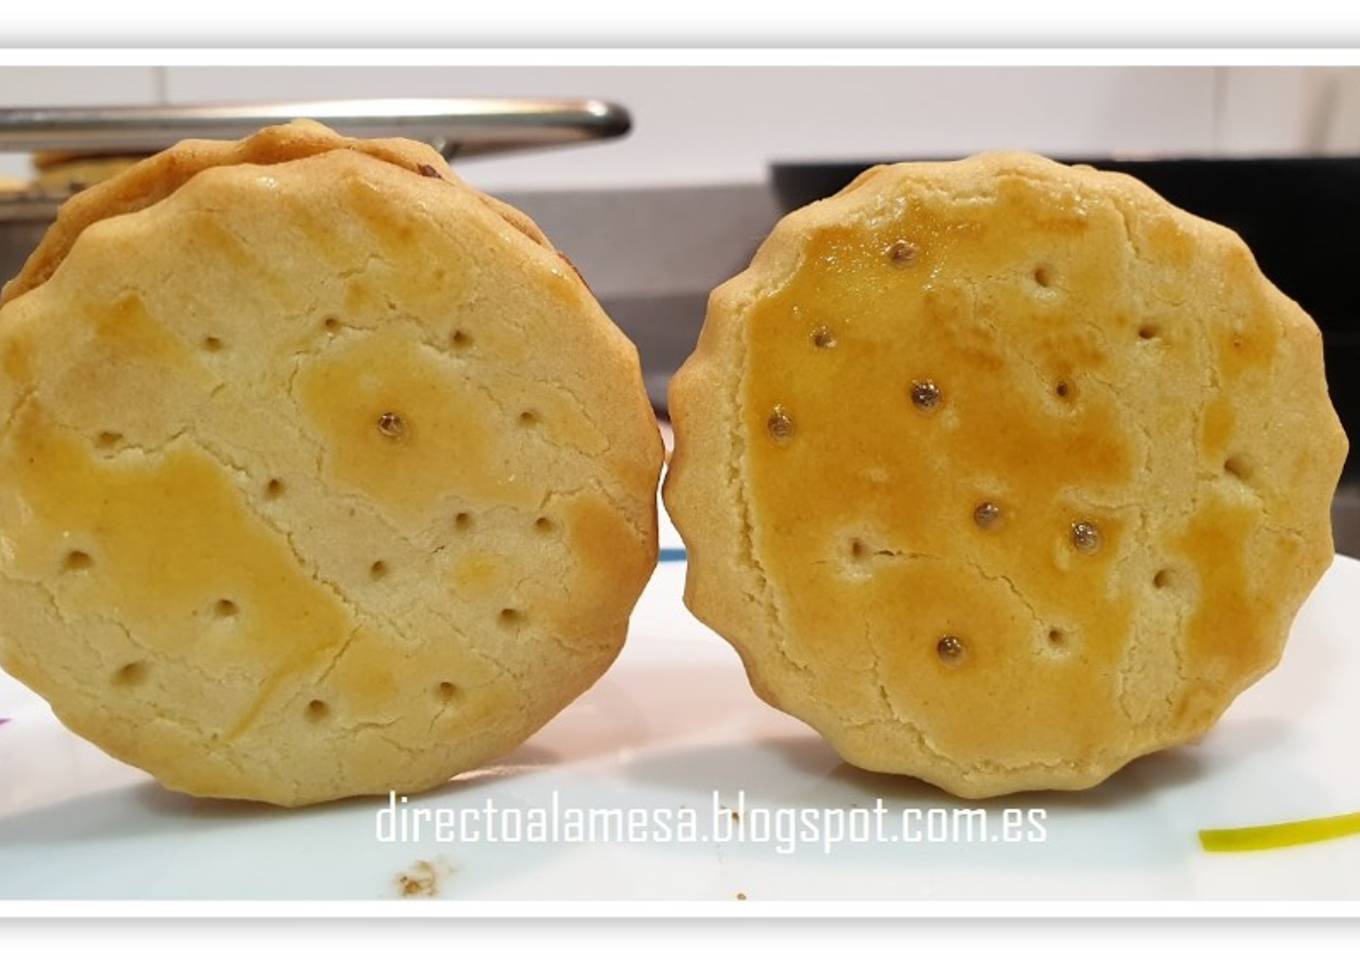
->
[0,120,662,806]
[664,152,1346,797]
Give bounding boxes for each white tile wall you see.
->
[2,66,1359,190]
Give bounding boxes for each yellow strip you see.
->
[1199,811,1360,852]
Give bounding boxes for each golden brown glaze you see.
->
[665,153,1346,796]
[0,122,663,805]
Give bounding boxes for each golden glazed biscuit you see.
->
[665,152,1347,798]
[0,120,662,806]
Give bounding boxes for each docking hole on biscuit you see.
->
[517,410,540,428]
[1071,521,1101,554]
[848,538,868,561]
[305,699,330,722]
[376,411,406,439]
[264,478,285,500]
[1138,323,1161,341]
[113,661,147,686]
[1046,628,1069,650]
[1224,453,1255,482]
[498,607,524,627]
[1032,264,1055,288]
[1054,379,1074,401]
[886,239,919,265]
[213,598,239,618]
[1153,568,1177,589]
[533,516,555,534]
[202,335,224,353]
[369,560,388,581]
[909,380,941,411]
[437,681,460,702]
[454,512,473,531]
[62,549,93,572]
[94,430,123,450]
[767,405,794,441]
[936,635,965,663]
[322,316,341,334]
[450,329,473,351]
[810,325,837,349]
[973,501,1002,529]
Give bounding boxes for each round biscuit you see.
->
[0,121,663,806]
[665,152,1347,797]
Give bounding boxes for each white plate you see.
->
[1,505,1358,903]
